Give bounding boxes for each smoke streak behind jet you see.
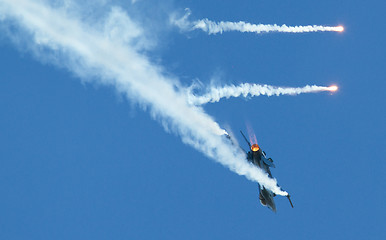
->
[188,84,338,105]
[194,20,344,34]
[0,0,288,196]
[172,9,344,35]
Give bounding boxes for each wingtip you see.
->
[287,195,294,208]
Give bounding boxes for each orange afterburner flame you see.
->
[247,125,258,145]
[248,132,258,147]
[251,144,260,152]
[246,124,259,151]
[328,85,338,92]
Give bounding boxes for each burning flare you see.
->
[336,26,344,32]
[327,85,338,92]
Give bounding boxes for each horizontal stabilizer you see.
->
[263,157,275,168]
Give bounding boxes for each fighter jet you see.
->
[240,131,294,212]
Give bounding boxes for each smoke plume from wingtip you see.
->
[0,0,288,196]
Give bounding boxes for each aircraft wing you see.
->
[240,131,251,148]
[287,195,294,208]
[223,132,249,155]
[262,157,275,168]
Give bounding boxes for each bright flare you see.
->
[336,26,344,32]
[328,85,339,92]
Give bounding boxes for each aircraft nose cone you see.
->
[267,200,277,213]
[271,205,277,213]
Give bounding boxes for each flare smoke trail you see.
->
[0,0,288,196]
[188,83,338,105]
[193,19,344,34]
[172,9,344,34]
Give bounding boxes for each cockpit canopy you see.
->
[259,192,267,206]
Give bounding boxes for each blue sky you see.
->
[0,0,385,239]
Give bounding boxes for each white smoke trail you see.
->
[172,9,344,34]
[194,19,344,34]
[0,0,288,196]
[188,83,337,105]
